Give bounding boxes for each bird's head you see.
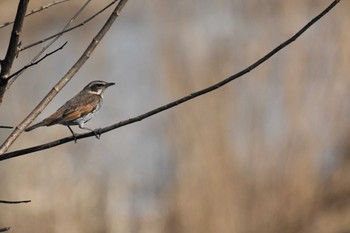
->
[84,80,115,95]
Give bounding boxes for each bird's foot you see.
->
[72,133,79,143]
[93,128,102,140]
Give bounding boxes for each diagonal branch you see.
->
[0,0,129,155]
[0,0,341,160]
[0,0,30,104]
[7,0,92,88]
[19,0,119,53]
[7,42,67,81]
[0,0,71,29]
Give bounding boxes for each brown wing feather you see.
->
[62,105,95,121]
[62,94,101,121]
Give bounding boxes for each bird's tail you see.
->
[25,121,46,132]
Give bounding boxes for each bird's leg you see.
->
[79,125,100,140]
[67,125,78,143]
[95,128,102,138]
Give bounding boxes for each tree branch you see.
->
[0,0,129,155]
[0,199,31,204]
[0,0,30,104]
[0,126,13,129]
[0,227,10,232]
[7,42,67,81]
[19,0,119,52]
[7,0,92,88]
[0,0,71,29]
[0,0,341,160]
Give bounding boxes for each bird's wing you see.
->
[62,105,96,121]
[43,93,101,125]
[61,94,101,121]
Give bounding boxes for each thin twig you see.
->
[0,0,72,29]
[7,0,92,88]
[0,199,31,204]
[19,0,119,52]
[0,0,129,155]
[7,42,67,81]
[0,126,13,129]
[0,0,341,160]
[0,0,29,104]
[0,227,10,232]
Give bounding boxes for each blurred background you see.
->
[0,0,349,232]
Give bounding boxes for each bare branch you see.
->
[0,199,31,204]
[0,0,341,160]
[0,0,30,104]
[8,0,92,88]
[0,0,72,29]
[0,0,129,155]
[19,0,119,52]
[7,0,92,88]
[7,42,67,81]
[0,227,10,232]
[0,126,13,129]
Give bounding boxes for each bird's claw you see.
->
[72,133,78,143]
[93,128,102,140]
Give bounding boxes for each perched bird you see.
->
[25,80,115,142]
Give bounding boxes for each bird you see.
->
[25,80,115,142]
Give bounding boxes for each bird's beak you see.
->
[106,82,116,87]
